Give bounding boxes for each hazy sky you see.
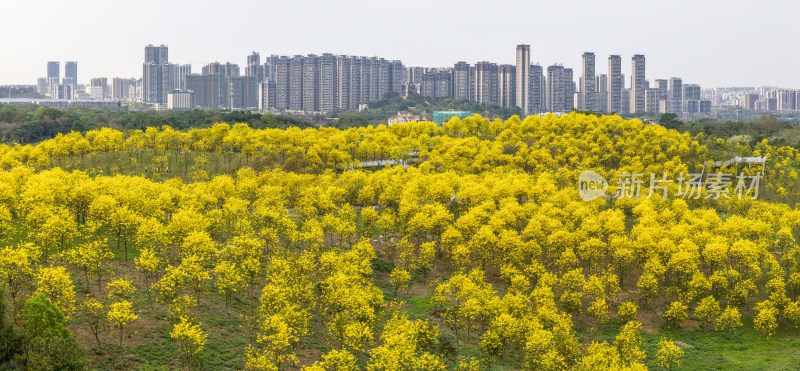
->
[1,0,798,88]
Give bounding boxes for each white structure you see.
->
[167,90,195,109]
[88,86,104,100]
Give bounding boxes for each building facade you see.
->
[608,55,623,113]
[630,54,646,113]
[581,52,595,111]
[452,61,471,100]
[65,62,77,87]
[472,62,498,105]
[142,44,174,104]
[547,65,567,113]
[246,52,262,82]
[530,64,545,114]
[497,64,516,109]
[668,77,683,113]
[47,62,59,80]
[516,45,530,114]
[167,90,195,109]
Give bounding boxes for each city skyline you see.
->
[1,0,798,88]
[17,42,800,116]
[22,44,800,115]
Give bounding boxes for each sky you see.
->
[1,0,798,88]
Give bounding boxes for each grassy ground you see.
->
[640,327,800,370]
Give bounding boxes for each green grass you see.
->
[405,295,435,319]
[641,327,800,370]
[586,317,800,370]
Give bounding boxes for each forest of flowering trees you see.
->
[1,113,800,369]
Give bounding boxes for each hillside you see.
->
[1,113,800,370]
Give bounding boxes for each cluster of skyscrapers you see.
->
[408,47,710,116]
[259,54,405,112]
[158,52,406,111]
[579,52,709,115]
[26,44,800,116]
[36,61,137,103]
[709,87,800,112]
[36,61,77,99]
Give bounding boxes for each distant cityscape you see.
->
[3,44,800,120]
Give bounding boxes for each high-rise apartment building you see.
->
[595,74,608,112]
[498,65,515,109]
[225,76,258,109]
[142,44,174,104]
[185,74,225,108]
[257,54,403,112]
[258,81,276,110]
[46,62,60,97]
[682,84,702,113]
[275,56,290,109]
[112,77,134,100]
[645,88,667,113]
[358,57,371,103]
[264,54,279,82]
[452,61,471,100]
[530,64,545,114]
[173,64,191,90]
[608,55,623,113]
[202,62,239,76]
[547,65,568,113]
[183,61,256,109]
[516,45,530,114]
[682,84,700,100]
[183,75,256,109]
[565,68,575,110]
[336,56,352,110]
[47,77,60,98]
[288,55,304,110]
[47,62,60,80]
[57,84,74,100]
[90,77,109,99]
[37,78,48,96]
[472,62,498,105]
[421,68,452,99]
[581,52,595,111]
[365,57,391,102]
[301,55,319,111]
[669,77,683,101]
[407,67,427,85]
[630,55,646,113]
[435,70,452,98]
[668,77,682,113]
[621,89,631,113]
[65,62,77,87]
[743,93,760,110]
[390,60,404,95]
[246,52,262,82]
[145,45,168,64]
[348,57,363,109]
[318,53,337,113]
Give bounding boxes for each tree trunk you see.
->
[93,326,101,349]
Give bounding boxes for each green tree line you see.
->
[0,104,316,144]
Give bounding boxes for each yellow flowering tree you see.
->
[170,317,207,370]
